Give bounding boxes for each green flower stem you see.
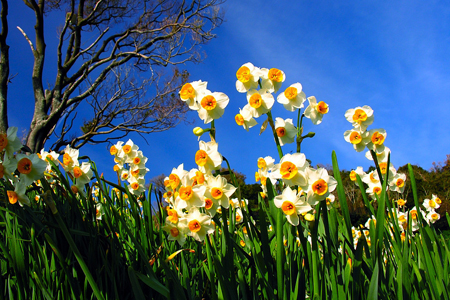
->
[296,110,305,153]
[267,111,284,160]
[276,209,285,300]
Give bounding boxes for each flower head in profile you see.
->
[179,208,215,242]
[304,96,329,125]
[168,164,188,190]
[62,145,80,172]
[274,117,297,146]
[7,180,30,207]
[257,156,275,172]
[272,153,309,187]
[0,127,23,158]
[245,89,274,118]
[235,63,263,93]
[349,166,365,186]
[345,106,374,132]
[277,83,306,112]
[197,91,229,124]
[274,186,312,226]
[235,105,257,131]
[261,68,285,93]
[195,141,222,174]
[179,80,208,110]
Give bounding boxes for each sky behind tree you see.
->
[6,0,450,185]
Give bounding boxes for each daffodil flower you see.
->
[235,63,263,93]
[174,174,206,210]
[179,208,215,242]
[349,166,365,186]
[274,186,312,226]
[179,80,208,110]
[195,141,222,174]
[15,153,47,186]
[245,89,274,118]
[274,117,297,146]
[127,176,146,195]
[365,181,385,200]
[366,129,387,153]
[72,161,93,185]
[304,167,337,206]
[343,129,370,152]
[261,68,285,93]
[7,180,30,206]
[389,173,406,193]
[235,105,257,131]
[426,210,440,224]
[257,156,275,172]
[423,197,440,211]
[62,145,80,172]
[345,106,374,132]
[197,91,229,124]
[168,164,188,190]
[204,175,236,209]
[272,153,309,187]
[304,96,329,125]
[0,127,22,159]
[162,219,187,246]
[277,83,306,112]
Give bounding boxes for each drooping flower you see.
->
[245,89,274,118]
[277,83,306,112]
[345,106,374,132]
[304,96,329,125]
[261,68,285,93]
[274,117,297,146]
[274,186,312,226]
[235,105,257,131]
[197,91,229,124]
[235,63,263,93]
[195,141,222,174]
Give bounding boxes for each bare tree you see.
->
[0,0,224,152]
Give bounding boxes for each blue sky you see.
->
[6,1,450,184]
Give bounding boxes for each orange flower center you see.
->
[131,182,140,190]
[168,209,178,223]
[396,178,404,188]
[312,179,328,195]
[188,220,202,233]
[133,157,141,165]
[211,187,223,199]
[349,132,362,144]
[201,95,217,111]
[249,93,262,108]
[236,66,251,83]
[195,171,205,185]
[0,133,8,151]
[317,101,329,114]
[371,131,385,145]
[349,170,357,181]
[17,157,32,174]
[180,83,195,100]
[352,109,367,123]
[63,153,72,166]
[7,190,18,204]
[268,68,283,82]
[257,158,266,169]
[276,127,286,137]
[379,162,387,175]
[205,198,213,210]
[110,145,118,155]
[195,150,208,166]
[179,186,194,201]
[284,87,298,100]
[373,186,382,195]
[281,201,296,215]
[122,145,132,154]
[235,114,244,126]
[280,161,298,180]
[169,174,180,190]
[73,166,83,178]
[170,227,180,237]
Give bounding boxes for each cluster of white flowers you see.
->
[0,127,47,206]
[110,139,149,196]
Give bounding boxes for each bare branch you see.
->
[17,26,36,54]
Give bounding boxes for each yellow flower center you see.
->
[261,176,267,186]
[431,213,439,220]
[236,66,251,83]
[0,133,8,151]
[180,83,195,100]
[396,178,404,188]
[398,215,406,222]
[113,165,120,172]
[131,182,140,190]
[371,131,385,145]
[131,169,140,177]
[429,200,436,208]
[379,162,387,175]
[73,166,83,178]
[169,174,180,190]
[18,157,32,174]
[123,145,132,154]
[235,114,244,126]
[170,227,180,237]
[201,95,217,111]
[326,197,332,205]
[284,87,298,100]
[110,145,117,155]
[312,179,328,195]
[188,220,202,233]
[179,186,194,201]
[370,172,378,183]
[195,150,208,167]
[240,240,246,247]
[249,93,262,108]
[352,109,367,123]
[280,161,298,180]
[133,157,141,165]
[63,153,72,166]
[122,172,129,180]
[7,190,18,204]
[195,171,205,185]
[350,170,357,181]
[268,68,283,82]
[276,127,286,137]
[316,101,329,114]
[236,214,242,222]
[373,186,382,195]
[411,210,418,220]
[436,198,442,205]
[349,132,362,144]
[205,198,213,210]
[211,187,223,199]
[257,158,266,169]
[281,201,296,215]
[397,199,406,206]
